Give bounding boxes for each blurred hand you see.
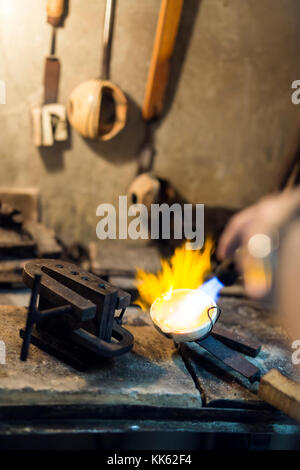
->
[217,189,300,261]
[217,188,300,343]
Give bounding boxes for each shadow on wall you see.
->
[84,93,144,164]
[163,0,202,120]
[38,126,72,173]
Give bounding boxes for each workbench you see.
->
[0,296,299,450]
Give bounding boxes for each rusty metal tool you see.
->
[20,259,133,370]
[211,323,261,358]
[31,0,68,147]
[196,335,261,383]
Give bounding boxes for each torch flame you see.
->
[135,239,214,311]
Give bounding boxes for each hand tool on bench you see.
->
[31,0,68,147]
[128,0,183,205]
[67,0,127,141]
[20,259,134,370]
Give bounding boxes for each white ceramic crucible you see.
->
[150,288,219,343]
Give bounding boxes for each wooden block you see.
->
[31,107,42,147]
[42,103,68,146]
[259,369,300,422]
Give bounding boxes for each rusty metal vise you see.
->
[20,259,134,370]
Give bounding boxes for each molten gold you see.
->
[151,288,215,334]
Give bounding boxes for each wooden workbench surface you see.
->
[0,297,298,412]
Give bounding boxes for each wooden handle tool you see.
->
[142,0,183,121]
[259,369,300,422]
[47,0,65,26]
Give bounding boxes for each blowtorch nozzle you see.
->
[214,257,239,287]
[200,257,239,301]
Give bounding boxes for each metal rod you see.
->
[39,305,73,319]
[20,274,41,361]
[100,0,115,80]
[50,26,57,56]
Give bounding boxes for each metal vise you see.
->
[20,259,134,370]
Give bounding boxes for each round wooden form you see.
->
[67,79,128,141]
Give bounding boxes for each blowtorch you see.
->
[209,231,278,303]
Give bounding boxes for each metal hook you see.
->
[199,305,221,341]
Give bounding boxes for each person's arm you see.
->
[217,188,300,342]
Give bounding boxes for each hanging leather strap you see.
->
[44,56,60,104]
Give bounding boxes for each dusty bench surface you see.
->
[0,297,298,411]
[0,305,201,408]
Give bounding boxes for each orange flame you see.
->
[135,239,214,311]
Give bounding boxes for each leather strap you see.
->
[44,56,60,104]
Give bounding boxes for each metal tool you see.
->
[67,0,127,141]
[20,259,134,370]
[31,0,68,147]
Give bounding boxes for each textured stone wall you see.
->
[1,0,300,245]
